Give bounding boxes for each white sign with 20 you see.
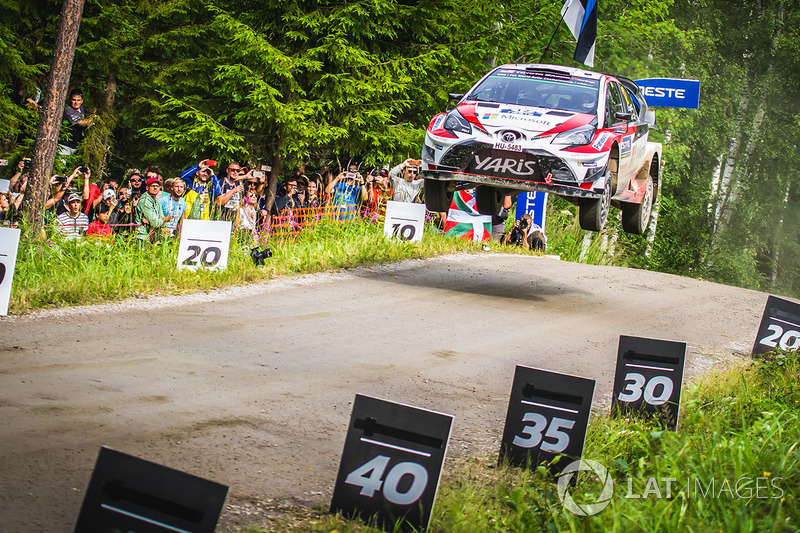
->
[758,322,800,350]
[177,219,232,271]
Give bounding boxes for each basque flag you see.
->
[561,0,597,67]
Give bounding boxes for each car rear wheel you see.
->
[424,179,454,212]
[621,175,654,235]
[579,175,612,232]
[475,186,503,216]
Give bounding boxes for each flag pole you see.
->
[539,17,564,63]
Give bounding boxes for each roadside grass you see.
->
[236,351,800,532]
[6,220,465,313]
[8,210,628,315]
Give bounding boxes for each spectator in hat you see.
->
[124,168,146,198]
[135,176,171,243]
[56,193,89,239]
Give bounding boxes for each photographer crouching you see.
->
[501,213,547,252]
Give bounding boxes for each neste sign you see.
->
[635,78,700,109]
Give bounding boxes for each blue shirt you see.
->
[158,195,186,232]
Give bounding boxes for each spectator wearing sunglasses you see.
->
[135,176,171,243]
[124,168,146,197]
[389,158,424,203]
[217,162,250,221]
[180,159,223,220]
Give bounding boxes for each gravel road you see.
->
[0,253,768,531]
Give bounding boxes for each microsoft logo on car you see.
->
[557,459,614,516]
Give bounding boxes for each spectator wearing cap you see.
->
[89,187,118,222]
[389,159,424,203]
[180,159,223,220]
[56,193,89,239]
[158,178,187,236]
[135,176,171,243]
[124,168,146,197]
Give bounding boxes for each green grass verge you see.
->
[9,209,627,315]
[236,351,800,532]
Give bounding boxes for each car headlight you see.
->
[444,109,472,135]
[551,125,596,146]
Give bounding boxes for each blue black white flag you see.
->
[561,0,597,67]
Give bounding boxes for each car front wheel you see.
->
[579,175,612,232]
[475,186,503,216]
[424,179,454,212]
[621,175,654,234]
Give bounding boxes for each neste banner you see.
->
[635,78,700,109]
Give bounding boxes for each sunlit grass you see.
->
[234,351,800,532]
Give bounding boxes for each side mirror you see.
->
[446,93,464,111]
[615,112,633,123]
[644,109,658,130]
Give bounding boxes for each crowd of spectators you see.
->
[0,154,438,244]
[1,90,546,249]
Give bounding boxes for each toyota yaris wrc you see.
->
[421,64,662,234]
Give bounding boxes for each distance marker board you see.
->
[752,295,800,357]
[73,446,228,533]
[0,226,21,316]
[177,219,232,271]
[330,395,453,531]
[383,201,426,243]
[611,336,686,431]
[500,366,595,472]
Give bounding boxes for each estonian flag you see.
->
[561,0,597,67]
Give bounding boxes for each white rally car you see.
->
[421,63,662,234]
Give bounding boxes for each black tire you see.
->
[621,176,654,235]
[579,175,612,232]
[475,186,503,216]
[424,179,453,212]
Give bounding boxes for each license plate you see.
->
[494,142,522,152]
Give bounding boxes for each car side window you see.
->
[605,82,624,126]
[624,88,641,120]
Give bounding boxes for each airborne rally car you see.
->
[421,64,662,234]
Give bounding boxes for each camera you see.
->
[346,171,356,179]
[252,170,264,179]
[519,219,529,230]
[250,246,273,265]
[23,159,31,170]
[54,175,68,184]
[79,166,88,173]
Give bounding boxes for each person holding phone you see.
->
[389,158,424,203]
[326,163,367,216]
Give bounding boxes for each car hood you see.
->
[458,102,593,136]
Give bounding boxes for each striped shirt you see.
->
[56,211,89,239]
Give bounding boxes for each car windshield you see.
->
[467,69,600,114]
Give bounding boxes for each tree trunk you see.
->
[22,0,85,239]
[87,73,118,177]
[770,181,790,291]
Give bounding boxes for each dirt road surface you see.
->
[0,254,769,532]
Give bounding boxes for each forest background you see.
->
[1,0,799,298]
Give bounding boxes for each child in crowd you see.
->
[86,203,113,239]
